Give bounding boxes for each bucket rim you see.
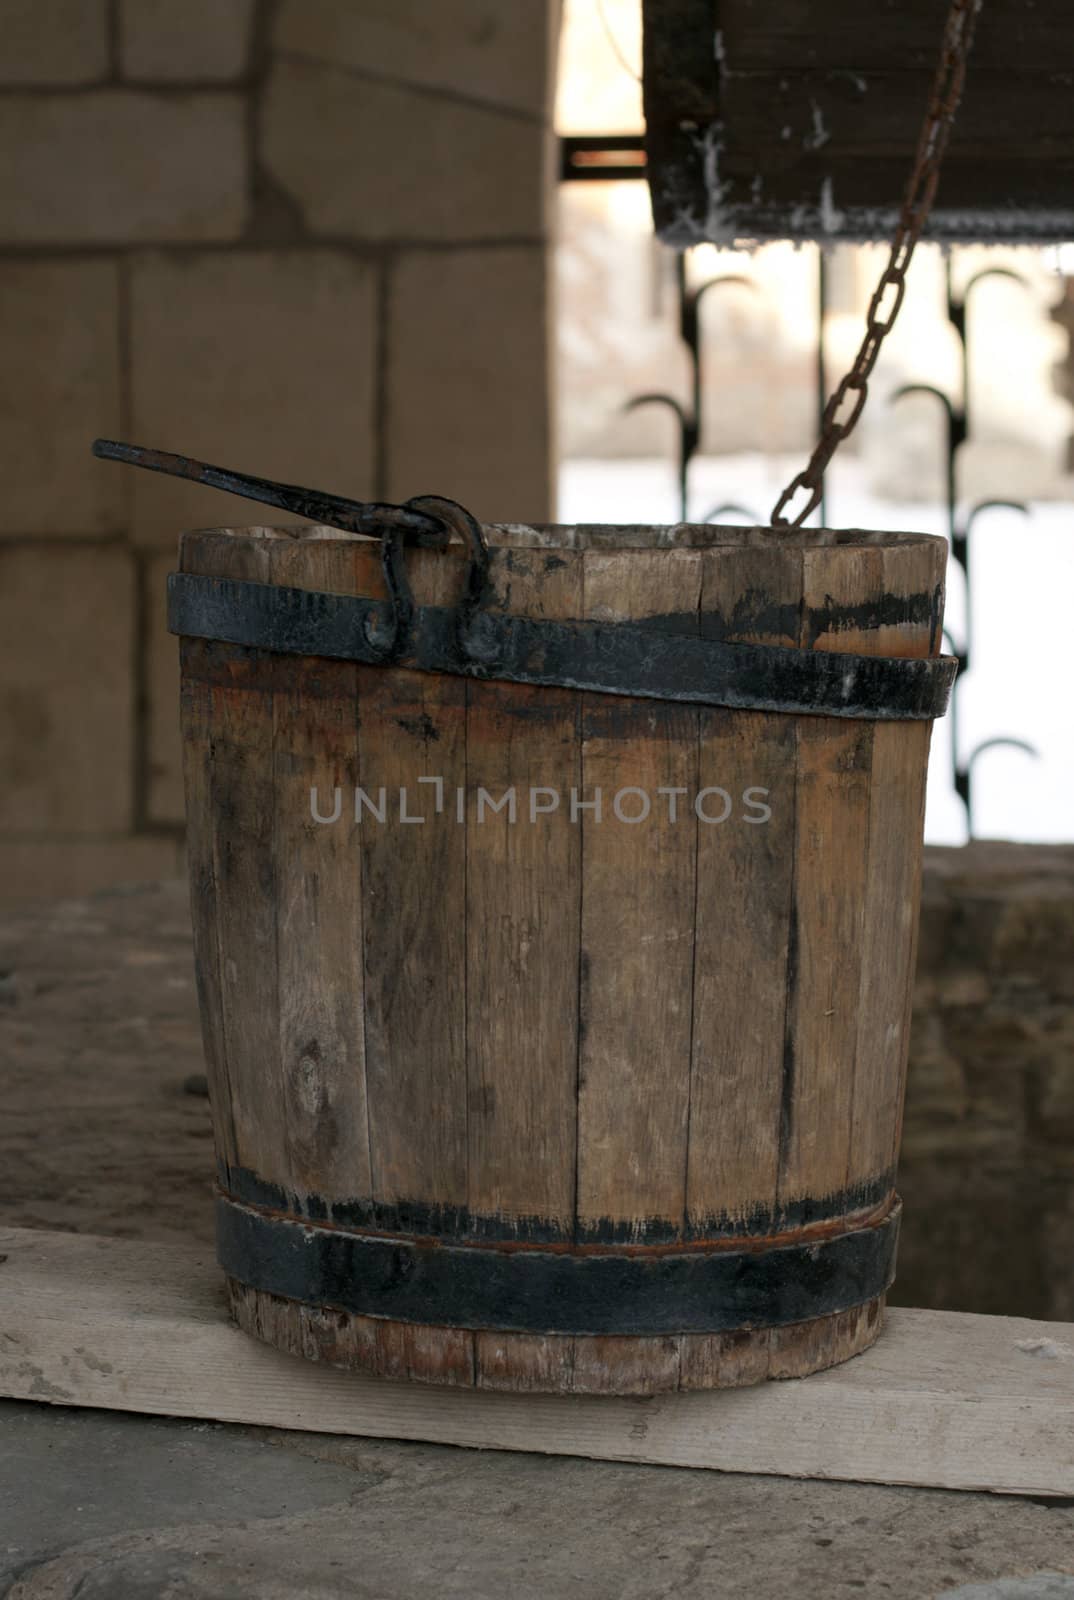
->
[177,521,949,554]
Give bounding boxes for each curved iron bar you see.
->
[690,271,757,325]
[622,392,695,519]
[940,626,1039,834]
[967,736,1040,767]
[962,496,1030,537]
[702,502,762,524]
[940,494,1032,834]
[684,271,760,520]
[940,265,1032,544]
[621,260,762,521]
[956,736,1041,824]
[956,497,1031,630]
[940,625,965,662]
[890,383,965,540]
[947,262,1030,438]
[889,362,1035,835]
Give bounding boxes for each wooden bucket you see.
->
[171,515,952,1395]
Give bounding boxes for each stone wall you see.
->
[1,0,558,902]
[894,843,1074,1321]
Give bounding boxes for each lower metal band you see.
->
[216,1193,900,1337]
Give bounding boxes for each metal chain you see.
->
[771,0,984,528]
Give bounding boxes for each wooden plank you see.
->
[776,717,874,1212]
[230,1280,477,1387]
[574,549,702,1240]
[687,544,802,1235]
[715,73,1074,157]
[776,547,878,1217]
[180,531,283,1187]
[849,722,932,1189]
[716,1,1070,76]
[463,550,583,1235]
[267,538,373,1207]
[2,1227,1072,1496]
[179,642,237,1169]
[846,540,944,1199]
[356,555,470,1217]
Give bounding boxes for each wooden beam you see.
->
[1,1227,1072,1497]
[643,0,1074,243]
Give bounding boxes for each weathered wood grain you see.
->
[356,559,470,1218]
[230,1281,885,1395]
[777,546,879,1216]
[267,538,372,1206]
[574,549,702,1240]
[847,541,944,1198]
[717,2,1068,77]
[687,544,802,1234]
[464,550,583,1235]
[181,531,283,1185]
[179,638,237,1169]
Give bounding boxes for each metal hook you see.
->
[957,736,1041,835]
[623,393,696,522]
[621,261,762,522]
[891,383,967,450]
[963,498,1030,536]
[890,383,965,545]
[949,265,1029,340]
[703,502,761,524]
[966,737,1040,769]
[365,522,416,662]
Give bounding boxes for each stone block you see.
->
[0,0,109,85]
[121,0,256,82]
[0,260,123,535]
[0,837,183,903]
[386,247,553,522]
[0,546,134,833]
[146,553,183,824]
[260,59,551,242]
[904,843,1074,1321]
[129,250,377,545]
[0,92,247,244]
[272,0,557,119]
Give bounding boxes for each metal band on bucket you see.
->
[168,571,956,722]
[215,1192,901,1337]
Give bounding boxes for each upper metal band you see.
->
[168,571,956,721]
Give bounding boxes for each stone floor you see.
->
[2,1401,1074,1600]
[1,881,1072,1598]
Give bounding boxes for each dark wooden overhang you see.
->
[643,0,1074,244]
